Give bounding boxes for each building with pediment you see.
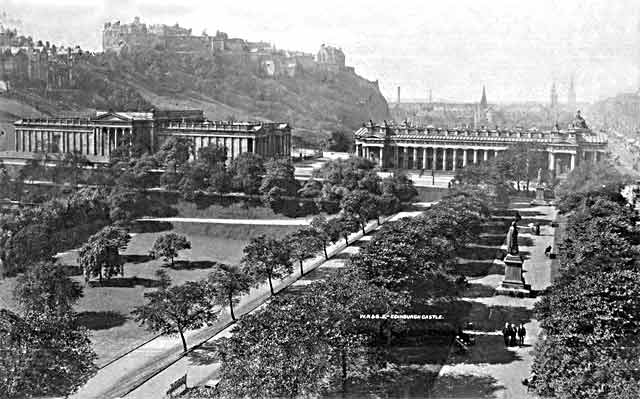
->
[354,112,607,175]
[9,109,291,164]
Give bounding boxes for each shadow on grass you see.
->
[457,246,502,261]
[464,283,497,298]
[88,277,164,288]
[76,311,128,330]
[454,261,504,277]
[122,254,154,264]
[129,221,174,234]
[428,373,504,398]
[343,366,440,399]
[165,260,219,270]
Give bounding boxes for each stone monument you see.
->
[531,168,547,206]
[496,218,531,296]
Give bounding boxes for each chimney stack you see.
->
[397,86,401,105]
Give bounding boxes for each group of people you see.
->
[502,323,526,346]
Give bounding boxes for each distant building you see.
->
[8,109,291,164]
[316,44,345,71]
[354,112,607,175]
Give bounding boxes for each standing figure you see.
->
[502,322,510,346]
[509,323,518,346]
[535,223,540,236]
[506,221,520,255]
[518,324,526,346]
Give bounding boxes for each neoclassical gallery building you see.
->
[354,115,607,175]
[9,109,291,164]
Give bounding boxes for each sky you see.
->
[2,0,639,103]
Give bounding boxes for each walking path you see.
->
[71,210,423,399]
[137,217,312,225]
[429,201,558,399]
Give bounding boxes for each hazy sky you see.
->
[3,0,639,103]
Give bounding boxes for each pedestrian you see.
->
[518,324,526,346]
[502,322,510,346]
[535,223,540,236]
[509,323,518,346]
[544,245,552,257]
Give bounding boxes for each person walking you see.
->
[518,324,526,346]
[502,322,510,346]
[509,323,518,346]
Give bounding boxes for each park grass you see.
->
[0,222,302,366]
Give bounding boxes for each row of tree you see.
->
[188,188,490,398]
[531,163,640,398]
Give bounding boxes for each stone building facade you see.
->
[10,110,291,164]
[354,115,607,175]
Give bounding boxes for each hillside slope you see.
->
[2,49,389,149]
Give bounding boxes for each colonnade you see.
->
[171,132,291,161]
[356,145,504,171]
[15,126,132,158]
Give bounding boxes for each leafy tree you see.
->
[229,152,264,195]
[0,311,97,399]
[114,153,158,191]
[207,164,233,194]
[21,158,43,184]
[298,178,323,199]
[78,226,131,283]
[132,280,219,352]
[285,227,324,275]
[327,130,354,152]
[60,151,92,188]
[341,190,381,233]
[315,183,349,214]
[207,264,251,321]
[0,161,12,199]
[259,158,298,211]
[310,215,342,259]
[555,159,629,200]
[241,235,293,296]
[213,294,331,398]
[197,143,227,170]
[155,136,192,172]
[14,261,83,320]
[335,214,361,246]
[149,233,191,267]
[107,189,147,224]
[381,173,418,202]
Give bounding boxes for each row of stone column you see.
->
[187,133,291,161]
[15,127,131,158]
[358,145,503,171]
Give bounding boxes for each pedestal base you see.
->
[497,254,531,297]
[530,187,549,206]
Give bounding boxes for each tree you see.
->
[197,143,227,170]
[241,235,293,296]
[207,264,251,321]
[155,136,192,172]
[14,261,83,320]
[381,173,418,202]
[114,153,158,191]
[207,164,233,194]
[0,310,97,399]
[310,215,342,260]
[341,190,381,234]
[259,158,298,210]
[0,160,12,199]
[335,214,361,246]
[132,280,219,352]
[285,228,324,275]
[21,158,43,184]
[213,295,331,398]
[61,151,92,189]
[149,233,191,267]
[78,226,131,283]
[229,152,265,194]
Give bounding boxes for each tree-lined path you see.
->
[428,200,558,398]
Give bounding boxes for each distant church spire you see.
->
[480,86,488,109]
[568,75,576,111]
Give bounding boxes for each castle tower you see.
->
[568,75,576,111]
[480,86,488,109]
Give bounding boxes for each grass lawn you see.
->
[1,222,300,367]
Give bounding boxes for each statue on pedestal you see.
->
[536,168,543,187]
[506,220,519,256]
[571,110,589,129]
